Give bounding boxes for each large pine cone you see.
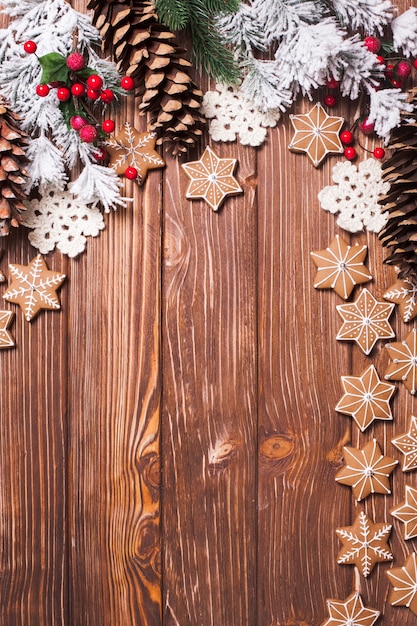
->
[87,0,205,156]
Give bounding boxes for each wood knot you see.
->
[208,439,239,472]
[259,429,295,475]
[326,429,350,468]
[243,174,258,188]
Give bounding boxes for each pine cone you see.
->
[0,100,29,236]
[378,88,417,283]
[87,0,205,156]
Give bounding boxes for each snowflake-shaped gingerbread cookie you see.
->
[384,279,417,323]
[106,123,165,183]
[201,83,281,147]
[336,510,393,577]
[318,158,390,233]
[321,592,380,626]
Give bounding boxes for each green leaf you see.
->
[39,52,70,85]
[76,66,96,80]
[58,98,77,128]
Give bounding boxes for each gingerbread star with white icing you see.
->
[336,364,396,432]
[385,328,417,395]
[386,552,417,616]
[182,145,243,211]
[336,288,395,355]
[105,123,165,183]
[289,102,344,167]
[335,438,398,501]
[336,510,393,577]
[391,485,417,540]
[311,235,372,300]
[0,310,14,348]
[392,415,417,471]
[384,279,417,323]
[321,592,380,626]
[3,254,66,321]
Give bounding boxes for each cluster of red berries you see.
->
[363,35,413,89]
[339,125,385,162]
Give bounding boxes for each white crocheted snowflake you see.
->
[201,83,281,147]
[23,187,105,258]
[318,158,390,233]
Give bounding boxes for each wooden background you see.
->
[1,1,417,624]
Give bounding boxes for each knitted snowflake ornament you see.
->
[23,188,105,258]
[200,83,281,147]
[318,158,390,233]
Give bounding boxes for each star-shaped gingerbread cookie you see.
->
[391,485,417,540]
[385,328,417,395]
[105,123,165,183]
[336,510,393,577]
[182,145,243,211]
[311,235,372,300]
[335,364,396,432]
[289,102,344,167]
[0,310,14,348]
[384,279,417,323]
[3,254,66,321]
[386,552,417,616]
[321,591,380,626]
[392,415,417,471]
[335,438,398,501]
[336,288,395,355]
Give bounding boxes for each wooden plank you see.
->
[161,142,258,626]
[0,232,69,625]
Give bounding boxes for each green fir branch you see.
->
[154,0,190,31]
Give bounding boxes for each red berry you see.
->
[385,64,395,79]
[100,89,114,103]
[324,94,337,107]
[376,55,385,65]
[70,115,87,130]
[125,166,138,180]
[66,52,85,72]
[93,147,108,161]
[23,40,37,54]
[358,117,375,135]
[86,88,100,100]
[396,60,412,79]
[344,147,357,161]
[414,59,417,69]
[71,83,85,97]
[391,79,403,89]
[364,35,381,53]
[79,124,98,143]
[57,86,71,101]
[102,119,115,133]
[87,74,103,90]
[36,84,50,97]
[325,77,339,89]
[121,76,135,90]
[340,130,354,145]
[373,147,385,159]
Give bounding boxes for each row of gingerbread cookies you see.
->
[311,234,417,622]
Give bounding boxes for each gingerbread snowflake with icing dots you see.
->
[387,552,417,616]
[310,235,372,300]
[289,102,344,167]
[321,592,380,626]
[392,415,417,471]
[391,485,417,540]
[335,364,396,432]
[182,145,243,211]
[336,510,393,577]
[335,438,398,501]
[336,288,395,355]
[385,328,417,395]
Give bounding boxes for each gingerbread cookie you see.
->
[335,438,398,501]
[310,235,372,300]
[391,485,417,540]
[335,364,396,432]
[336,288,395,355]
[386,552,417,616]
[321,592,380,626]
[106,123,165,183]
[3,254,66,321]
[336,510,392,577]
[385,328,417,395]
[182,145,243,211]
[392,415,417,471]
[0,310,14,348]
[384,279,417,323]
[289,102,344,167]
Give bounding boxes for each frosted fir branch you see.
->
[276,19,345,97]
[392,8,417,57]
[25,135,68,191]
[367,87,413,142]
[331,0,394,34]
[216,4,266,53]
[334,36,382,100]
[252,0,324,44]
[240,58,293,112]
